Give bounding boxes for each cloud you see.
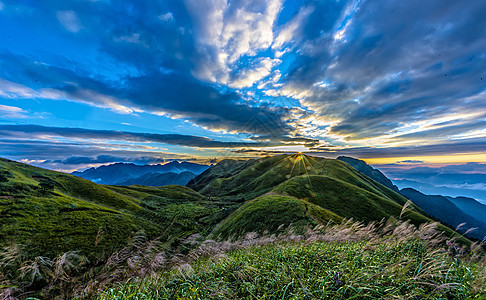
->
[50,154,166,165]
[1,0,486,158]
[56,10,82,33]
[0,124,311,148]
[159,12,174,22]
[0,104,27,118]
[396,160,426,164]
[310,137,486,158]
[277,0,486,142]
[185,0,282,86]
[0,49,302,137]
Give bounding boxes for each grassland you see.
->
[97,220,486,300]
[0,154,482,298]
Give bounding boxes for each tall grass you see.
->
[96,219,486,300]
[2,219,485,299]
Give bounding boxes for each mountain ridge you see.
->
[72,160,209,185]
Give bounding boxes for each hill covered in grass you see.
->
[188,154,453,239]
[0,154,478,298]
[0,158,236,262]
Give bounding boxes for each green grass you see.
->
[272,175,423,223]
[211,194,343,239]
[0,158,236,262]
[98,237,486,299]
[196,155,410,204]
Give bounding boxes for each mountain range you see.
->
[72,160,209,186]
[2,154,486,298]
[337,157,486,241]
[2,153,485,262]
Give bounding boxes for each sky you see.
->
[0,0,486,174]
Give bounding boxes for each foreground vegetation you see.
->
[1,155,484,298]
[97,220,486,300]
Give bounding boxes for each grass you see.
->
[211,194,343,239]
[97,220,486,300]
[0,157,242,298]
[0,158,239,261]
[1,155,481,298]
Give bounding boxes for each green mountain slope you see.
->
[212,194,343,239]
[192,154,458,239]
[0,158,235,261]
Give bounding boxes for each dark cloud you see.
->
[1,0,485,160]
[310,137,486,159]
[49,155,166,165]
[0,0,302,138]
[283,0,486,140]
[0,124,274,148]
[397,160,425,164]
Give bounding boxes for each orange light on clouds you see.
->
[363,153,486,165]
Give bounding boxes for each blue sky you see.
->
[0,0,486,172]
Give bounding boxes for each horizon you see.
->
[1,1,485,189]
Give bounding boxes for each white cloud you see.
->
[0,79,38,98]
[229,57,280,88]
[185,0,282,86]
[0,2,4,11]
[272,6,313,51]
[0,78,140,115]
[40,87,141,114]
[0,104,28,118]
[159,12,174,22]
[114,33,148,47]
[56,10,83,33]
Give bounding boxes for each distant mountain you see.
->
[334,157,486,240]
[72,161,209,185]
[337,156,399,192]
[117,171,196,186]
[400,188,486,241]
[446,196,486,225]
[381,166,486,204]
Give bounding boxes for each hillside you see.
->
[0,155,479,298]
[447,195,486,224]
[401,188,486,241]
[0,158,234,262]
[98,220,486,300]
[337,156,399,192]
[189,154,456,239]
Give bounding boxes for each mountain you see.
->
[381,167,486,205]
[117,171,196,186]
[400,188,486,241]
[189,154,458,239]
[336,157,486,240]
[446,195,486,223]
[337,156,399,192]
[0,157,234,261]
[72,161,209,185]
[0,155,479,298]
[2,154,472,262]
[187,158,258,192]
